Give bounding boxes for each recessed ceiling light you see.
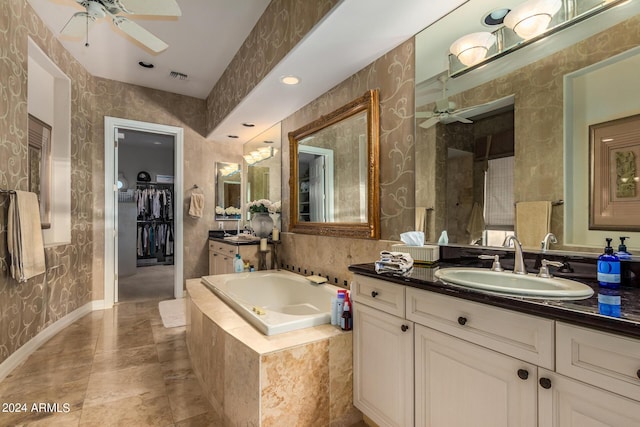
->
[227,135,239,139]
[483,8,511,26]
[242,123,255,127]
[138,61,154,69]
[280,75,301,85]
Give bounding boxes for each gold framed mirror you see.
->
[289,89,380,239]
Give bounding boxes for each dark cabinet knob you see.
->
[457,316,467,326]
[371,291,379,298]
[517,369,529,380]
[401,324,409,332]
[539,377,552,389]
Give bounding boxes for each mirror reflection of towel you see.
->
[8,191,46,283]
[516,201,552,250]
[188,193,204,218]
[466,202,485,244]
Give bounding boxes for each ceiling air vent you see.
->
[169,71,188,80]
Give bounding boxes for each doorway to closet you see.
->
[104,117,184,308]
[117,129,175,302]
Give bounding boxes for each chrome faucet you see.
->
[541,233,557,252]
[503,235,527,275]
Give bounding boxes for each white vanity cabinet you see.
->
[415,324,537,426]
[408,287,549,427]
[352,273,640,427]
[352,276,413,427]
[538,322,640,426]
[208,240,268,275]
[208,240,236,275]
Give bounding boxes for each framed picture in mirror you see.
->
[589,113,640,231]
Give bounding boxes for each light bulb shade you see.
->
[450,32,497,67]
[504,0,562,39]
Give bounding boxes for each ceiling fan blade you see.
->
[116,0,182,16]
[419,117,440,129]
[112,16,168,52]
[60,12,95,38]
[416,111,434,119]
[451,115,473,124]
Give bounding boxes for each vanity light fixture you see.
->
[503,0,562,39]
[449,32,497,67]
[280,75,301,85]
[219,163,240,177]
[448,0,627,77]
[243,146,276,166]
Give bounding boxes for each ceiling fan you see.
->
[417,76,477,129]
[60,0,182,53]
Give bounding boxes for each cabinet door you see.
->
[208,250,217,275]
[353,303,413,427]
[538,369,640,427]
[415,325,537,427]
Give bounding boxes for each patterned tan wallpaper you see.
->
[0,0,94,364]
[205,0,339,133]
[279,40,416,281]
[1,0,240,365]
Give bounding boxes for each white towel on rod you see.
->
[188,192,205,218]
[8,191,46,283]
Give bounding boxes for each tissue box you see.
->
[391,244,439,264]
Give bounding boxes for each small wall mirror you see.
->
[215,162,241,220]
[289,89,380,239]
[244,122,282,222]
[28,114,51,228]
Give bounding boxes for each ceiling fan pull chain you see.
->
[85,13,90,47]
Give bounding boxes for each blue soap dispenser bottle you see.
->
[597,238,621,317]
[616,237,632,286]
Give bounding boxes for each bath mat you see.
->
[159,298,186,328]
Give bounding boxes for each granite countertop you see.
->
[348,262,640,340]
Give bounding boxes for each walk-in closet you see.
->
[117,129,175,302]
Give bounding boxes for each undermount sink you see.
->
[434,267,594,300]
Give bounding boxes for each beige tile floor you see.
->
[0,300,222,427]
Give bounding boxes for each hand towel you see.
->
[415,207,427,233]
[188,192,204,218]
[515,201,552,250]
[8,191,46,283]
[466,202,485,244]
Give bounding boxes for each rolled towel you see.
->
[188,193,205,218]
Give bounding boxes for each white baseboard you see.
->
[0,301,103,382]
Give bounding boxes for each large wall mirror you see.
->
[243,122,282,224]
[215,162,241,220]
[414,0,640,251]
[289,89,380,239]
[28,114,52,228]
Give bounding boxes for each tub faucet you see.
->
[541,233,557,252]
[503,235,527,275]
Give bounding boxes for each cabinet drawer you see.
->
[556,322,640,401]
[406,287,554,369]
[208,240,216,251]
[352,275,405,317]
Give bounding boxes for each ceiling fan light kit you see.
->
[60,0,181,53]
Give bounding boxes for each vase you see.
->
[251,212,274,238]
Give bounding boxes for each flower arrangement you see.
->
[268,200,281,214]
[247,199,272,213]
[216,206,241,216]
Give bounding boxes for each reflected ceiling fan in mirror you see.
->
[60,0,181,53]
[416,75,476,129]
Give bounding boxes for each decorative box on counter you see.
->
[391,244,439,265]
